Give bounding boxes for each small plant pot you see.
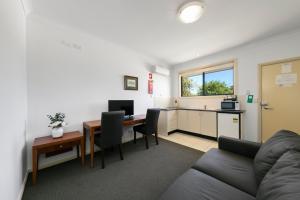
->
[51,127,64,138]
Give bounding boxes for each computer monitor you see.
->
[108,100,134,116]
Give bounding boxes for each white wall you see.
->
[171,28,300,142]
[26,15,170,169]
[0,1,27,200]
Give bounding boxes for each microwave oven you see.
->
[221,101,240,110]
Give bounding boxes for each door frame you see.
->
[258,56,300,142]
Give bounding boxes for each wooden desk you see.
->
[83,115,146,167]
[32,131,84,185]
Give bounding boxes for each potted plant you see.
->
[47,113,67,138]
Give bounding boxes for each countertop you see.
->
[159,107,245,114]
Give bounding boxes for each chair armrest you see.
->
[218,136,261,159]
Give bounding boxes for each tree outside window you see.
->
[181,68,234,97]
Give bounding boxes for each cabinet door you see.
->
[200,112,217,137]
[178,110,189,131]
[187,111,201,133]
[167,110,177,132]
[217,113,239,139]
[157,111,167,135]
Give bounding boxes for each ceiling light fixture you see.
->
[178,1,205,24]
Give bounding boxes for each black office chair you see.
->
[133,109,160,149]
[94,111,125,169]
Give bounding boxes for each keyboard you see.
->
[123,115,134,120]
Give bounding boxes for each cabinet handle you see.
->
[59,145,63,148]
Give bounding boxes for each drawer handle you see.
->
[59,145,63,148]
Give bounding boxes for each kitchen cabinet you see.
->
[178,110,216,137]
[158,110,177,135]
[187,110,201,133]
[158,109,242,139]
[200,112,217,137]
[177,110,189,131]
[167,110,177,132]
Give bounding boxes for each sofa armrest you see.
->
[218,136,261,159]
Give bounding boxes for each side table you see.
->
[32,131,85,185]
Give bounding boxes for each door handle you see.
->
[261,102,273,110]
[263,107,273,110]
[260,102,269,107]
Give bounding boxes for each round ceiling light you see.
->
[178,1,205,24]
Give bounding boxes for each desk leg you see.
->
[80,137,85,165]
[32,148,38,185]
[83,127,87,163]
[90,128,95,168]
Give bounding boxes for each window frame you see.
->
[179,60,237,98]
[180,73,204,97]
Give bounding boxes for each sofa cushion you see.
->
[254,130,300,184]
[159,169,255,200]
[192,148,257,196]
[256,150,300,200]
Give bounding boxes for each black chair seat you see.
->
[133,124,146,134]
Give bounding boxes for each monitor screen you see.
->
[108,100,134,116]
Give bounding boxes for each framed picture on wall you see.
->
[124,75,138,90]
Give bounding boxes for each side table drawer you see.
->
[39,140,80,154]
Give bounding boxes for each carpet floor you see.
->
[22,137,203,200]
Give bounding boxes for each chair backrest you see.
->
[100,111,125,148]
[145,109,160,135]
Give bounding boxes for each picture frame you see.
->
[124,75,138,90]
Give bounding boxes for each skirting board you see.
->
[17,170,28,200]
[168,129,218,141]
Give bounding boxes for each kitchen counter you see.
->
[160,107,245,114]
[158,107,244,140]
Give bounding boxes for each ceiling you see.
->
[28,0,300,65]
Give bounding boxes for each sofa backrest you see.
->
[254,130,300,184]
[256,150,300,200]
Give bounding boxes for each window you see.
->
[180,65,234,97]
[204,68,234,95]
[181,74,203,96]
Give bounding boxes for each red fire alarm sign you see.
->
[148,80,153,94]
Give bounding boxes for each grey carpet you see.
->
[23,137,203,200]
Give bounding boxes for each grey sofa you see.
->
[159,130,300,200]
